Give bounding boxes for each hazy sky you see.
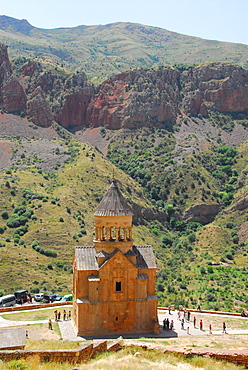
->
[1,0,248,45]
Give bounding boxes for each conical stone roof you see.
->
[94,180,133,217]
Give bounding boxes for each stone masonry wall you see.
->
[0,339,120,364]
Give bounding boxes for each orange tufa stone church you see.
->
[72,180,159,336]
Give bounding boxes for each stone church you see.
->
[72,180,158,336]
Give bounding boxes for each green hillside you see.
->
[0,136,158,296]
[0,119,247,312]
[1,16,248,83]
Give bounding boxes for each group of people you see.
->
[163,317,174,330]
[177,309,227,335]
[48,309,71,329]
[54,309,71,321]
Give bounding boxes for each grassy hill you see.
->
[0,133,160,296]
[0,114,247,312]
[1,16,248,83]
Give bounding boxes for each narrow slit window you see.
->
[116,281,122,292]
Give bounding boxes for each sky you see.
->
[1,0,248,45]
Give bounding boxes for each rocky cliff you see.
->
[1,43,248,129]
[0,43,26,114]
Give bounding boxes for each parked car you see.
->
[34,293,44,302]
[54,296,63,301]
[61,294,72,302]
[43,293,58,303]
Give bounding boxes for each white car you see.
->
[34,293,44,302]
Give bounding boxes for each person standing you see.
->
[193,316,196,328]
[200,319,203,330]
[63,309,67,321]
[222,322,227,333]
[48,319,53,330]
[209,324,212,334]
[163,318,166,330]
[181,318,184,330]
[187,311,191,322]
[58,311,61,320]
[170,320,174,330]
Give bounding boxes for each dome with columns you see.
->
[93,180,133,252]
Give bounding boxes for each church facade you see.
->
[72,180,158,336]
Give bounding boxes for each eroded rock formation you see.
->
[1,43,248,129]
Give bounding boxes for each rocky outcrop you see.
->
[1,74,26,114]
[26,87,53,127]
[0,43,26,113]
[86,63,248,129]
[56,72,94,127]
[181,63,248,116]
[2,41,248,129]
[87,68,180,129]
[182,203,222,224]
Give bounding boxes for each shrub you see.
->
[56,260,64,268]
[0,227,4,234]
[6,214,28,228]
[59,216,64,222]
[30,287,39,293]
[47,263,53,270]
[1,211,9,219]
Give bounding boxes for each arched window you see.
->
[110,226,116,240]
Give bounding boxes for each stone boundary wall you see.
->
[126,345,248,368]
[165,348,248,368]
[0,301,71,314]
[158,306,242,317]
[0,339,122,364]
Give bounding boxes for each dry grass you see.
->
[79,347,244,370]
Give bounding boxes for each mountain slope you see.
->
[1,16,248,82]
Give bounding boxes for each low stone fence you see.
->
[158,306,242,317]
[0,338,123,364]
[126,344,248,368]
[165,348,248,368]
[0,301,71,314]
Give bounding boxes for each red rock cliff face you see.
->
[181,63,248,115]
[55,73,94,128]
[2,41,248,130]
[26,86,53,127]
[87,68,180,129]
[86,63,248,129]
[0,43,26,113]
